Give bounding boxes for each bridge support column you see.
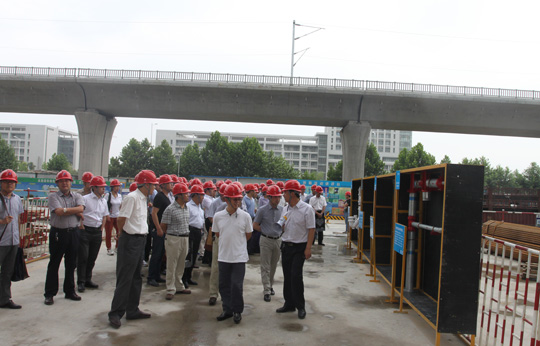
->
[341,121,371,181]
[75,110,117,177]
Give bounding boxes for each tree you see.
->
[0,139,18,171]
[460,156,492,187]
[178,144,203,178]
[108,138,153,177]
[517,162,540,189]
[392,143,436,172]
[440,155,452,164]
[17,161,28,172]
[200,131,233,176]
[43,153,72,171]
[327,160,343,181]
[232,137,267,177]
[301,171,324,180]
[149,140,177,176]
[263,152,298,179]
[364,143,386,177]
[489,165,517,188]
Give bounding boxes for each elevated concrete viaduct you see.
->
[1,67,539,179]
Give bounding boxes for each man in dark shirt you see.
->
[147,175,173,286]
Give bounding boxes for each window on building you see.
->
[331,138,333,143]
[331,145,333,150]
[378,146,383,152]
[393,148,395,153]
[386,133,391,138]
[385,140,391,146]
[292,153,300,159]
[378,139,383,145]
[336,145,341,150]
[385,147,390,152]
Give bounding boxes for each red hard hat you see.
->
[224,179,232,184]
[253,185,259,193]
[262,186,268,193]
[311,185,318,191]
[276,181,284,189]
[244,184,253,192]
[56,170,73,182]
[190,184,204,194]
[170,174,180,183]
[134,170,158,185]
[300,184,306,191]
[0,169,17,183]
[203,181,216,190]
[90,176,107,187]
[284,180,302,192]
[172,182,190,195]
[345,191,351,196]
[224,184,243,198]
[267,185,283,197]
[219,184,228,195]
[129,182,138,192]
[216,180,224,188]
[158,174,173,185]
[110,179,122,187]
[232,181,244,192]
[191,178,202,187]
[259,182,266,188]
[315,186,324,193]
[266,179,274,186]
[81,172,94,183]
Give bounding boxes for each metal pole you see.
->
[405,192,417,292]
[290,20,296,83]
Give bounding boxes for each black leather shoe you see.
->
[319,243,325,246]
[44,297,54,305]
[187,279,198,286]
[147,279,159,287]
[182,280,189,289]
[77,283,86,292]
[216,312,233,321]
[0,300,21,309]
[270,288,275,296]
[85,281,99,289]
[209,297,217,306]
[276,306,296,313]
[126,310,151,320]
[65,293,82,301]
[264,294,271,302]
[298,308,306,319]
[233,312,242,324]
[109,315,121,329]
[156,277,166,283]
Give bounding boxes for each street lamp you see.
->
[150,123,158,146]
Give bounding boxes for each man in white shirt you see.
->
[276,180,315,320]
[183,184,205,287]
[309,186,327,246]
[207,183,228,306]
[108,170,158,329]
[213,184,253,324]
[78,176,109,292]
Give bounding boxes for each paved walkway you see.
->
[2,222,465,345]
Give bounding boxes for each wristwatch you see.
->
[63,208,67,214]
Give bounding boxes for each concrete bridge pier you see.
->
[75,110,117,177]
[341,121,371,181]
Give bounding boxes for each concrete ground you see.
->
[2,222,466,346]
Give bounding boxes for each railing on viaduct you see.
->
[1,66,539,100]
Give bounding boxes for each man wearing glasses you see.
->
[276,180,315,320]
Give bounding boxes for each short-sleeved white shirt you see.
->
[83,192,109,227]
[105,192,122,218]
[281,200,316,243]
[118,189,148,235]
[213,208,253,263]
[202,194,213,218]
[309,195,327,210]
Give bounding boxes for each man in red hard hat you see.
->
[105,179,123,255]
[276,179,315,320]
[253,185,283,303]
[44,170,85,306]
[201,181,216,265]
[78,172,94,196]
[77,176,109,292]
[309,186,327,246]
[147,174,174,287]
[213,184,253,324]
[182,184,205,288]
[108,170,157,329]
[0,169,24,309]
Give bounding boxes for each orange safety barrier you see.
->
[19,197,51,262]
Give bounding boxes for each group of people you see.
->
[0,168,330,329]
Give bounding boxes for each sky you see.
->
[1,0,539,172]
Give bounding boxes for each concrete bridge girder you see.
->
[341,122,371,181]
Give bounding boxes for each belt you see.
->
[261,233,281,240]
[282,241,307,247]
[51,226,78,232]
[189,226,202,231]
[84,225,102,230]
[167,233,189,237]
[123,232,146,237]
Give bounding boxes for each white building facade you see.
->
[157,127,412,178]
[0,124,79,170]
